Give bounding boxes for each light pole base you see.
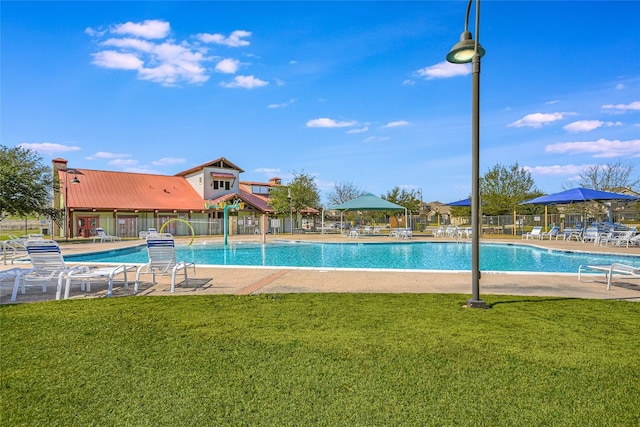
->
[465,298,488,309]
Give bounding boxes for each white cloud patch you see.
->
[109,158,138,167]
[384,120,409,128]
[545,138,640,158]
[215,58,240,74]
[602,101,640,112]
[18,142,81,154]
[616,83,625,90]
[545,99,560,105]
[111,20,171,39]
[86,151,131,160]
[151,157,186,166]
[88,21,262,87]
[414,61,470,80]
[220,75,268,89]
[563,120,622,133]
[508,112,575,128]
[402,79,415,86]
[254,167,281,175]
[306,118,357,128]
[92,50,144,70]
[196,30,251,47]
[268,98,296,109]
[524,164,588,176]
[347,126,369,134]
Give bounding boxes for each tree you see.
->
[382,187,421,215]
[0,145,55,219]
[268,171,321,228]
[326,181,363,206]
[568,160,639,191]
[480,162,544,215]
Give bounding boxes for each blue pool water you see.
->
[66,241,640,273]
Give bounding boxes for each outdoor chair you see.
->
[134,234,196,294]
[522,226,543,240]
[92,227,120,243]
[540,226,561,240]
[11,240,126,301]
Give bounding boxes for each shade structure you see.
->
[445,198,471,207]
[327,193,405,211]
[520,187,639,206]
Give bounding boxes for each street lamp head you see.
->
[70,176,80,184]
[446,30,485,64]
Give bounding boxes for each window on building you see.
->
[225,181,230,190]
[213,181,219,189]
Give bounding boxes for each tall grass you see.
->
[1,294,639,426]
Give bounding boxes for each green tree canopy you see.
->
[269,171,321,220]
[0,145,54,218]
[382,187,420,216]
[480,162,544,215]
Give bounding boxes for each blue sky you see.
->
[2,1,639,205]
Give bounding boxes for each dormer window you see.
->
[210,172,236,190]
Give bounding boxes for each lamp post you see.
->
[446,0,486,308]
[64,169,80,241]
[287,188,293,234]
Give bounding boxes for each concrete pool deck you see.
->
[2,233,640,304]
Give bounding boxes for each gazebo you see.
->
[325,193,407,232]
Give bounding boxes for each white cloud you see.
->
[220,75,268,89]
[151,157,186,166]
[508,112,575,128]
[92,50,144,70]
[545,138,640,158]
[254,167,281,175]
[268,98,296,109]
[524,164,588,176]
[18,142,81,154]
[545,100,560,105]
[616,83,625,90]
[86,152,131,160]
[414,61,470,80]
[364,136,390,143]
[196,30,251,47]
[563,120,622,133]
[215,58,240,74]
[347,126,369,134]
[602,101,640,112]
[384,120,409,128]
[123,167,163,174]
[306,118,357,128]
[109,158,138,167]
[402,79,415,86]
[102,38,155,52]
[111,20,170,39]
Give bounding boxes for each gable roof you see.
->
[175,157,245,176]
[61,169,205,211]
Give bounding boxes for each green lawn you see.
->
[1,294,639,426]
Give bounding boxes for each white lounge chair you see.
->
[522,226,543,240]
[134,234,196,294]
[92,227,120,243]
[540,226,561,240]
[139,227,158,239]
[578,263,640,290]
[11,240,126,301]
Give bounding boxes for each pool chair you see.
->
[540,226,561,240]
[522,226,543,240]
[578,263,640,290]
[134,234,196,294]
[138,228,158,239]
[92,227,120,243]
[11,240,127,301]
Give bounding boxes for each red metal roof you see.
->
[61,169,205,211]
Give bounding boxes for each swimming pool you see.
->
[66,241,640,273]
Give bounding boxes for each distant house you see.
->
[53,157,317,238]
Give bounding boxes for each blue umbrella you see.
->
[520,187,639,205]
[445,198,471,207]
